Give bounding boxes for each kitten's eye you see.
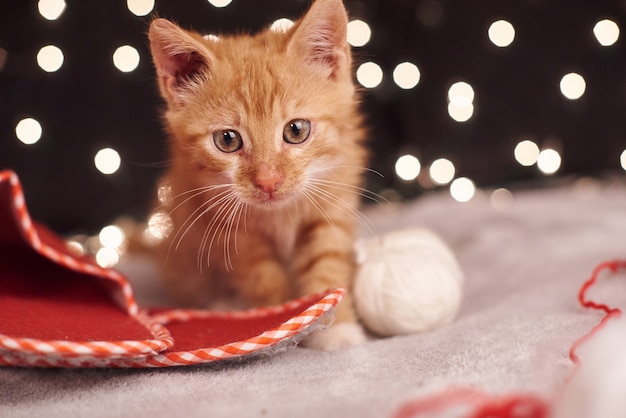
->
[213,130,243,153]
[283,119,311,145]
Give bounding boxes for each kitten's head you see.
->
[149,0,366,210]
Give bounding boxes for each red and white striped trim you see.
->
[0,170,345,367]
[0,171,174,361]
[0,288,344,368]
[0,170,137,315]
[142,288,344,368]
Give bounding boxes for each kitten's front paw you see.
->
[302,322,367,351]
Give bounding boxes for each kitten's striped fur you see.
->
[148,0,369,349]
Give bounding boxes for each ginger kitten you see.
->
[148,0,369,350]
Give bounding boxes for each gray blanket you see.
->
[1,181,623,417]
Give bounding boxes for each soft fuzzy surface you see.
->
[1,180,624,417]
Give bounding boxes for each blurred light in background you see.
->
[113,45,140,72]
[357,61,383,88]
[96,247,119,268]
[488,20,515,47]
[447,81,475,122]
[429,158,455,185]
[620,150,626,171]
[450,177,476,202]
[65,238,86,256]
[347,19,372,47]
[208,0,232,8]
[514,139,540,166]
[593,19,620,47]
[560,72,586,100]
[127,0,155,16]
[94,148,121,175]
[99,225,125,249]
[157,181,173,206]
[393,62,421,90]
[537,148,562,175]
[270,18,294,33]
[203,34,220,41]
[37,45,64,72]
[38,0,66,20]
[15,118,42,145]
[490,188,514,210]
[447,102,474,122]
[395,154,421,181]
[143,211,173,245]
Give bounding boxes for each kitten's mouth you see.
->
[252,189,295,208]
[257,191,282,203]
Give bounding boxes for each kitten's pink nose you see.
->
[255,164,283,194]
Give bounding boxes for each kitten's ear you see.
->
[148,18,213,106]
[288,0,350,79]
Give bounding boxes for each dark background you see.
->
[1,0,626,235]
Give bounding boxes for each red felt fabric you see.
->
[0,171,323,356]
[155,302,314,352]
[0,247,153,341]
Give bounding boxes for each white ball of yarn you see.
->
[353,228,464,337]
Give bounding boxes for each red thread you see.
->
[392,388,548,418]
[569,259,626,364]
[393,259,626,418]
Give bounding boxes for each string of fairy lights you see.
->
[5,0,626,268]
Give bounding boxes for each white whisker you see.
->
[309,178,388,204]
[202,193,241,271]
[306,165,384,178]
[302,189,341,242]
[306,184,375,235]
[167,184,232,214]
[197,191,238,271]
[223,198,244,271]
[232,200,247,257]
[170,189,233,255]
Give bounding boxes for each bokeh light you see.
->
[490,188,514,210]
[395,154,421,181]
[429,158,455,185]
[38,0,66,20]
[393,62,421,90]
[99,225,125,249]
[127,0,154,16]
[37,45,64,72]
[94,148,121,175]
[447,81,475,122]
[448,102,474,122]
[560,72,586,100]
[157,181,173,206]
[488,20,515,47]
[347,19,372,47]
[15,118,42,145]
[621,150,626,171]
[113,45,140,72]
[593,19,620,47]
[146,211,174,242]
[514,139,540,166]
[65,238,86,257]
[96,247,119,268]
[356,62,383,88]
[270,18,294,33]
[208,0,232,7]
[537,148,562,175]
[448,81,475,107]
[450,177,476,203]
